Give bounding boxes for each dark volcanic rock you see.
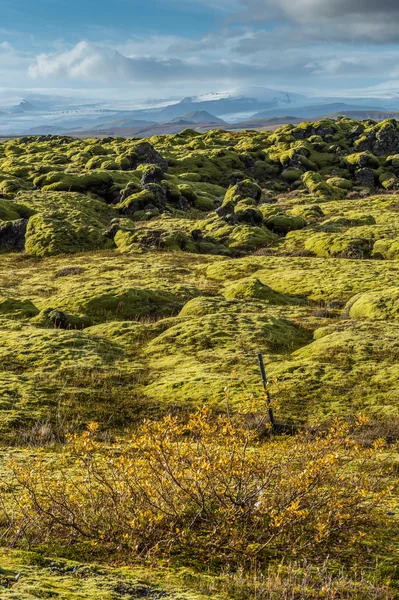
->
[373,126,399,155]
[0,219,28,251]
[132,142,168,173]
[141,165,164,186]
[355,168,376,187]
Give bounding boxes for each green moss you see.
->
[34,170,114,195]
[378,169,399,190]
[290,204,324,221]
[234,201,263,225]
[372,239,399,259]
[206,260,262,281]
[194,195,215,212]
[178,184,198,203]
[115,228,198,253]
[271,320,399,420]
[179,172,202,182]
[319,215,376,231]
[0,177,32,195]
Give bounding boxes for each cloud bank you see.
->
[3,0,399,100]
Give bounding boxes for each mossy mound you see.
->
[44,285,184,322]
[143,313,311,405]
[180,296,241,317]
[0,297,39,318]
[115,227,199,254]
[19,191,117,257]
[223,277,305,305]
[346,287,399,321]
[271,321,399,420]
[0,199,34,221]
[206,259,262,281]
[304,232,374,258]
[290,204,324,221]
[2,122,399,261]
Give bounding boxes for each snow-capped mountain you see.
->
[3,85,399,135]
[184,86,307,106]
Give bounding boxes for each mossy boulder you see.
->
[34,170,114,198]
[282,168,303,184]
[326,177,353,191]
[177,184,198,204]
[290,204,324,221]
[227,225,278,252]
[115,228,197,253]
[345,152,380,170]
[302,172,345,199]
[32,308,94,330]
[117,190,158,216]
[222,179,262,210]
[234,201,263,225]
[372,239,399,260]
[265,214,307,235]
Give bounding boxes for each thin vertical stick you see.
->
[258,353,275,429]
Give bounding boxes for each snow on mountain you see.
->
[184,86,307,106]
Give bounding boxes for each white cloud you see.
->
[28,40,277,85]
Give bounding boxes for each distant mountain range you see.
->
[251,102,386,120]
[169,111,225,124]
[2,85,399,135]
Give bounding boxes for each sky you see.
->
[2,0,399,104]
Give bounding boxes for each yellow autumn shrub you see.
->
[2,410,392,567]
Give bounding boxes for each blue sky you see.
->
[1,0,222,43]
[1,0,399,104]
